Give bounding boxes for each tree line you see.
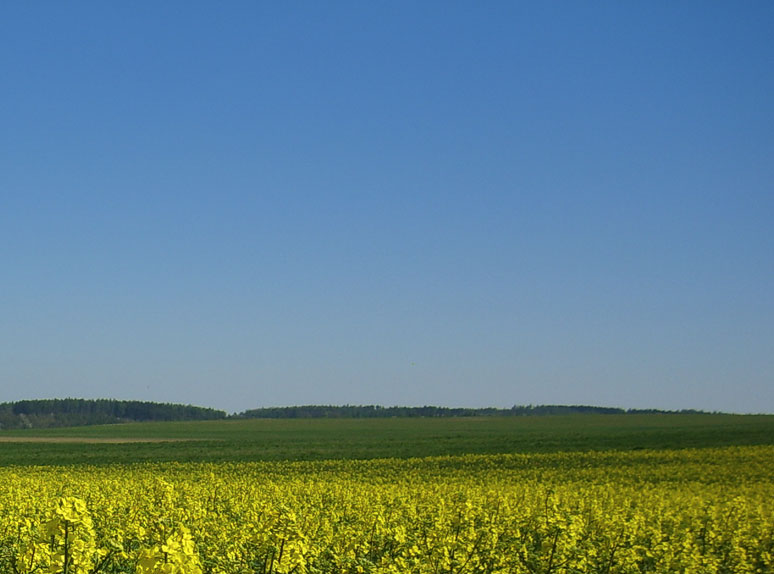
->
[0,399,715,430]
[0,398,227,430]
[235,404,712,419]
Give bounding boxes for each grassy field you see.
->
[1,413,773,466]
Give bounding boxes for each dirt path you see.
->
[0,436,202,443]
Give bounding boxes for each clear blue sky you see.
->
[2,2,772,414]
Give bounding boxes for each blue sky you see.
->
[2,2,773,414]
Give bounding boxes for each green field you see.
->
[3,414,774,572]
[1,413,773,466]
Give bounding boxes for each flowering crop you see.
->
[0,446,772,573]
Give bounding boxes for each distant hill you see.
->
[0,398,227,430]
[235,404,713,419]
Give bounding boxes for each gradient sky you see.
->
[2,2,773,414]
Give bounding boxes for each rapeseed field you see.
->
[1,446,772,573]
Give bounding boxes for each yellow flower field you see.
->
[1,446,772,573]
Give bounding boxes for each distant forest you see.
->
[0,399,714,430]
[236,404,712,419]
[0,399,226,430]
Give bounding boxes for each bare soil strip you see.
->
[0,437,204,443]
